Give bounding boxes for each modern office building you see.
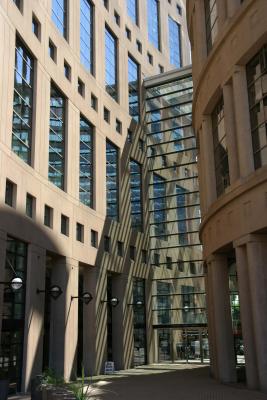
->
[187,0,267,392]
[0,0,193,395]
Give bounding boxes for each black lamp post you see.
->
[71,292,93,305]
[0,276,23,291]
[101,297,119,307]
[36,285,63,300]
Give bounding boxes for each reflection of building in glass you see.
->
[145,67,208,364]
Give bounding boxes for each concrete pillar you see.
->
[217,0,227,29]
[83,267,99,376]
[246,236,267,392]
[22,245,46,392]
[193,1,208,67]
[222,83,239,183]
[226,0,240,18]
[200,117,217,208]
[50,257,79,381]
[0,230,7,345]
[207,254,237,383]
[234,244,259,389]
[232,66,254,177]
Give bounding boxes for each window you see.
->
[104,235,110,252]
[157,281,171,324]
[103,0,109,10]
[204,0,218,53]
[130,160,143,230]
[141,249,147,264]
[49,84,65,190]
[32,14,40,39]
[80,0,94,73]
[176,185,188,245]
[104,107,110,123]
[26,193,35,218]
[13,0,22,11]
[154,253,160,266]
[91,93,98,111]
[177,4,182,15]
[153,174,166,238]
[168,16,181,67]
[52,0,67,39]
[166,256,172,270]
[125,27,132,40]
[78,78,85,96]
[49,39,57,62]
[147,0,160,50]
[91,229,98,247]
[114,10,120,26]
[116,119,122,134]
[44,205,53,228]
[127,129,133,143]
[106,141,119,220]
[117,241,123,257]
[212,97,230,196]
[190,262,196,275]
[136,40,142,53]
[61,214,69,236]
[5,180,16,207]
[128,55,140,122]
[64,60,71,80]
[147,52,153,65]
[105,26,118,101]
[76,223,84,242]
[130,245,135,261]
[139,138,144,151]
[127,0,138,25]
[158,64,164,73]
[79,115,94,207]
[178,260,184,272]
[12,39,34,165]
[246,45,267,169]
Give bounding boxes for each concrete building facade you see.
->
[0,0,191,394]
[187,0,267,392]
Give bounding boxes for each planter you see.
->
[0,379,9,400]
[31,375,43,400]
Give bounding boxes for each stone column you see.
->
[234,244,259,389]
[232,66,254,177]
[83,267,99,376]
[217,0,227,28]
[207,254,237,383]
[200,117,217,208]
[226,0,240,18]
[246,236,267,392]
[193,1,208,67]
[21,245,46,392]
[50,257,79,381]
[222,83,239,183]
[0,230,7,346]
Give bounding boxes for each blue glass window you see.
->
[130,160,142,230]
[105,27,118,101]
[153,173,166,237]
[49,85,65,190]
[80,0,93,73]
[127,0,138,25]
[176,185,188,245]
[147,0,160,49]
[80,116,94,208]
[168,16,181,67]
[52,0,67,38]
[128,55,140,122]
[106,141,119,220]
[12,39,34,165]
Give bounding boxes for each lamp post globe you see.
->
[49,285,62,300]
[136,300,143,307]
[82,292,93,304]
[110,297,119,307]
[10,277,23,291]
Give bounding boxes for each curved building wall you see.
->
[187,0,267,392]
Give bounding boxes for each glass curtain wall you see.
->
[52,0,67,39]
[145,72,207,363]
[0,238,27,393]
[79,115,94,208]
[49,84,65,190]
[105,26,118,101]
[80,0,93,73]
[106,140,119,220]
[12,39,34,165]
[129,160,143,230]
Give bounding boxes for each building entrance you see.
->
[158,327,209,364]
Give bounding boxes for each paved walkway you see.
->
[9,365,267,400]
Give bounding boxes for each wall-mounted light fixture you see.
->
[127,300,143,307]
[0,276,23,291]
[37,285,62,300]
[101,297,119,307]
[71,292,93,305]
